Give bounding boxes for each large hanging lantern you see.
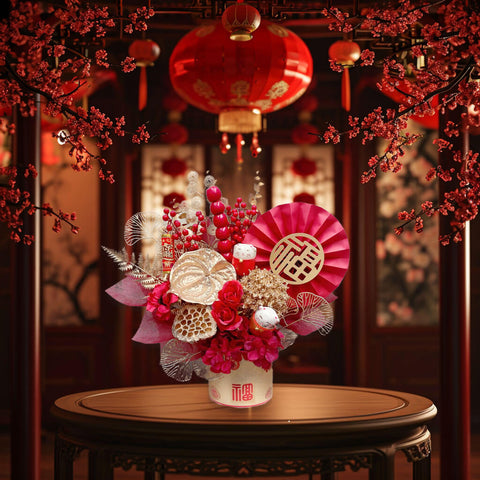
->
[169,19,313,141]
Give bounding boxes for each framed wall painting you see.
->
[42,135,100,326]
[375,125,439,327]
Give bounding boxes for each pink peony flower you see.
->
[146,282,178,322]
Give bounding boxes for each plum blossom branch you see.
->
[320,0,480,244]
[0,0,156,243]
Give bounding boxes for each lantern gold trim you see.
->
[218,109,262,134]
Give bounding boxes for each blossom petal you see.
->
[132,311,174,344]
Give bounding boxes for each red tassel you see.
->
[220,132,231,154]
[138,66,147,111]
[236,133,244,164]
[341,67,351,112]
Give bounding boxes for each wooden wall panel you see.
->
[368,332,440,407]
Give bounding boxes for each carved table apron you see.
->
[51,384,437,480]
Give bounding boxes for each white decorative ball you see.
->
[254,306,279,329]
[233,243,257,260]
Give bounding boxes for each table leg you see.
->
[144,471,156,480]
[54,436,73,480]
[143,462,156,480]
[369,452,394,480]
[88,450,114,480]
[320,473,336,480]
[413,456,431,480]
[319,459,336,480]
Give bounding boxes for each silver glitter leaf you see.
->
[160,339,202,382]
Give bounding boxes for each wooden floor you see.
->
[1,431,480,479]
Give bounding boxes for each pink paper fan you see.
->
[243,203,350,299]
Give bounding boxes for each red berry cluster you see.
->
[162,208,206,258]
[206,186,258,261]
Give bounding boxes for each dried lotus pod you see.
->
[170,248,236,305]
[172,303,217,343]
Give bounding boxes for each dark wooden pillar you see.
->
[10,96,42,480]
[439,109,471,480]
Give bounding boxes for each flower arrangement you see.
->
[104,172,350,383]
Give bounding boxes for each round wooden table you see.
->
[51,384,437,480]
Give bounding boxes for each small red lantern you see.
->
[381,79,439,130]
[162,92,188,113]
[163,192,186,209]
[0,106,11,117]
[328,40,361,68]
[128,39,161,111]
[222,0,261,42]
[41,131,62,166]
[291,123,320,145]
[294,94,319,113]
[160,123,189,145]
[328,39,361,112]
[129,39,161,66]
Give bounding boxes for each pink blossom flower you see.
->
[121,56,136,73]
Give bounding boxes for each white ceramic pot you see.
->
[208,360,273,408]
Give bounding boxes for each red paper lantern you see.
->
[169,19,313,134]
[160,123,189,145]
[41,68,117,130]
[0,106,11,117]
[294,94,319,113]
[162,92,188,113]
[381,79,439,130]
[41,131,61,166]
[128,39,161,111]
[222,1,261,42]
[128,39,161,66]
[163,192,186,209]
[291,123,320,145]
[328,39,361,112]
[328,40,361,67]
